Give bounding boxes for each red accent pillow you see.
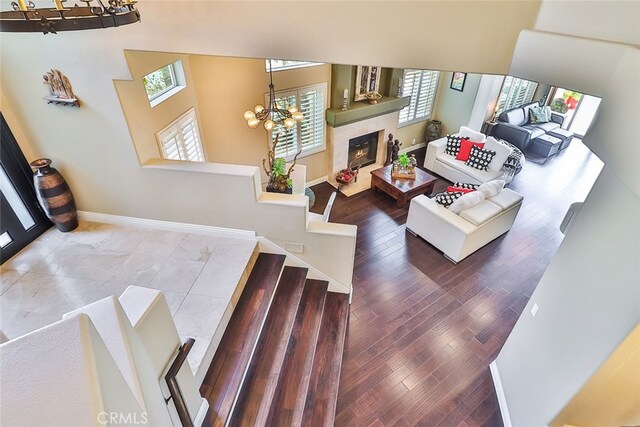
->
[447,186,474,194]
[456,140,485,161]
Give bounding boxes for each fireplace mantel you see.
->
[326,96,410,128]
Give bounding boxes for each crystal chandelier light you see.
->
[244,59,303,131]
[0,0,140,34]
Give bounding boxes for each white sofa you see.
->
[406,188,524,263]
[424,126,524,185]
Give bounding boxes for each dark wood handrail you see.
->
[165,338,195,427]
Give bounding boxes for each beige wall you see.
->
[396,121,427,147]
[550,322,640,427]
[115,51,201,164]
[535,0,640,46]
[188,55,331,182]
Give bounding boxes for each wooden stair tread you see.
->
[266,279,329,427]
[231,266,309,426]
[200,252,286,426]
[301,292,350,427]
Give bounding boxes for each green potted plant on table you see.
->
[392,152,417,180]
[263,134,300,194]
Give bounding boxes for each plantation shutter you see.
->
[179,112,204,162]
[272,92,298,158]
[398,70,440,125]
[496,76,539,113]
[299,86,325,152]
[270,83,327,160]
[156,108,205,162]
[398,70,421,124]
[414,71,439,119]
[159,129,182,160]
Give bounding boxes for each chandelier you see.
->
[0,0,140,34]
[243,59,303,131]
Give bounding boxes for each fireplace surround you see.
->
[327,110,401,195]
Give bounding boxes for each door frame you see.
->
[1,112,51,262]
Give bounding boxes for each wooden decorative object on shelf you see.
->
[42,69,79,107]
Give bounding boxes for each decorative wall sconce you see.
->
[43,69,79,107]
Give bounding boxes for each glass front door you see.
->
[0,113,51,263]
[547,88,602,138]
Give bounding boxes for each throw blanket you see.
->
[501,140,525,174]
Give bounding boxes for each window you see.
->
[143,61,186,107]
[156,108,205,162]
[496,76,538,113]
[269,83,327,160]
[398,69,440,126]
[266,59,324,72]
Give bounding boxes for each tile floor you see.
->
[0,221,257,373]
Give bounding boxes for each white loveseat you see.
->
[406,188,524,263]
[424,126,524,185]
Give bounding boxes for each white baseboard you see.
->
[77,211,256,240]
[306,175,328,187]
[400,142,426,154]
[489,361,513,427]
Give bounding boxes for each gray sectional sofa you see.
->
[491,101,566,152]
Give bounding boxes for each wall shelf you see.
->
[43,96,80,107]
[326,96,410,128]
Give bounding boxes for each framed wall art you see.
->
[354,65,381,101]
[450,72,467,92]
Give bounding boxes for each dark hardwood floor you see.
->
[310,139,602,426]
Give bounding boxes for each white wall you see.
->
[534,0,640,46]
[468,74,505,131]
[493,27,640,427]
[0,315,144,426]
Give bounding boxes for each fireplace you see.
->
[348,131,378,169]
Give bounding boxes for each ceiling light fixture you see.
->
[244,59,303,131]
[0,0,140,34]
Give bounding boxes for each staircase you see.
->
[200,253,350,427]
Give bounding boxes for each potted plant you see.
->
[392,152,417,179]
[263,134,300,194]
[550,98,569,114]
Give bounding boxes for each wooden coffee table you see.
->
[370,165,437,207]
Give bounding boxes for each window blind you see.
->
[270,83,327,159]
[398,70,440,126]
[496,76,539,113]
[156,108,205,162]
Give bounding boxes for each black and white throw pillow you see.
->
[445,135,467,156]
[466,145,496,171]
[452,182,479,190]
[434,191,464,207]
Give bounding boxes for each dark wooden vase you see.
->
[30,158,78,232]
